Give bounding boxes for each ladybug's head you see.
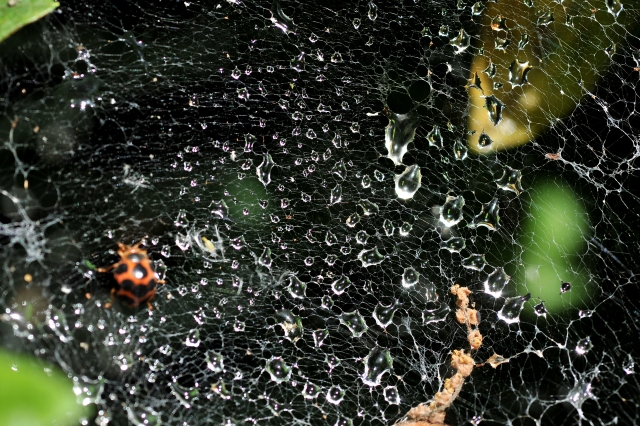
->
[116,241,148,261]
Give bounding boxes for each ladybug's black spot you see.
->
[114,264,129,275]
[132,281,154,298]
[119,279,136,293]
[116,293,136,306]
[133,264,148,279]
[127,253,144,263]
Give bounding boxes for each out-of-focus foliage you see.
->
[0,0,58,44]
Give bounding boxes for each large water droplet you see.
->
[360,199,379,216]
[258,247,272,268]
[313,330,329,348]
[440,237,466,253]
[356,230,369,244]
[287,275,307,299]
[256,153,275,186]
[339,311,368,337]
[330,184,343,204]
[332,159,348,179]
[325,231,338,246]
[368,2,378,20]
[383,219,395,236]
[536,8,554,26]
[185,329,201,347]
[470,198,500,230]
[440,195,465,227]
[270,0,294,34]
[265,356,292,383]
[302,382,321,399]
[326,386,345,404]
[331,275,352,295]
[449,28,471,54]
[384,111,418,165]
[358,247,385,267]
[353,18,361,29]
[484,95,505,126]
[606,0,623,18]
[427,125,444,149]
[361,347,393,386]
[508,60,531,86]
[402,267,419,288]
[395,165,422,200]
[534,302,547,317]
[373,301,399,328]
[496,166,524,194]
[498,293,530,324]
[484,267,510,297]
[462,254,487,270]
[575,337,593,355]
[206,351,224,373]
[346,213,360,227]
[384,386,401,404]
[454,139,468,160]
[274,310,304,342]
[561,282,572,293]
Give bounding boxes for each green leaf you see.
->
[0,348,87,426]
[0,0,59,44]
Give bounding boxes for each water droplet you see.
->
[256,153,275,186]
[484,95,505,126]
[402,267,420,288]
[353,18,361,29]
[368,2,378,20]
[326,354,341,369]
[313,330,329,348]
[470,198,500,230]
[325,231,338,246]
[360,199,379,216]
[270,0,294,34]
[211,199,230,219]
[373,301,399,328]
[331,52,343,63]
[346,213,361,228]
[440,195,465,227]
[623,354,635,374]
[561,282,572,293]
[454,139,468,160]
[462,254,487,270]
[287,276,307,299]
[383,219,395,236]
[326,385,345,404]
[358,247,385,267]
[449,28,471,54]
[483,61,497,78]
[536,8,554,26]
[362,175,372,188]
[440,237,466,253]
[439,25,449,37]
[427,125,444,149]
[534,302,547,317]
[361,347,393,386]
[384,386,401,404]
[606,0,623,18]
[518,32,530,49]
[494,37,511,51]
[231,67,241,80]
[356,230,369,244]
[579,309,593,318]
[185,329,201,347]
[330,184,343,205]
[339,311,368,337]
[498,293,530,324]
[321,295,334,309]
[484,267,510,297]
[496,166,524,194]
[302,382,321,399]
[265,356,292,383]
[274,310,304,342]
[384,111,418,165]
[395,165,422,200]
[309,33,318,43]
[258,248,272,268]
[471,1,484,15]
[575,337,593,355]
[335,417,353,426]
[478,132,492,147]
[332,159,348,179]
[206,351,224,373]
[331,275,352,295]
[399,222,412,236]
[508,60,531,86]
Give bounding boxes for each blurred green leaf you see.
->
[0,0,59,44]
[0,348,87,426]
[515,180,593,314]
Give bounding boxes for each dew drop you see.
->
[561,282,572,293]
[454,139,468,160]
[287,275,307,299]
[575,337,593,355]
[270,0,294,34]
[302,382,321,399]
[359,199,379,216]
[470,198,500,230]
[339,311,368,337]
[373,301,399,328]
[623,354,635,374]
[361,347,393,387]
[462,254,487,271]
[356,230,369,244]
[362,174,372,188]
[326,385,345,404]
[313,330,329,348]
[332,159,348,179]
[383,219,395,236]
[330,184,343,205]
[496,166,524,194]
[536,8,554,26]
[478,132,492,147]
[258,248,272,268]
[484,267,510,297]
[508,60,532,86]
[331,275,352,295]
[395,165,422,200]
[484,95,505,126]
[440,195,465,227]
[449,28,471,54]
[368,2,378,20]
[185,329,201,347]
[606,0,623,18]
[358,247,385,267]
[346,213,360,228]
[427,125,444,149]
[440,237,466,253]
[205,351,224,373]
[325,231,339,246]
[274,310,304,342]
[256,153,275,186]
[384,111,418,165]
[498,293,530,324]
[384,386,401,404]
[534,302,547,317]
[265,356,292,383]
[402,267,419,288]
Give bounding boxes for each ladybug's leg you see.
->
[157,279,166,285]
[104,288,116,309]
[147,301,154,311]
[97,262,120,273]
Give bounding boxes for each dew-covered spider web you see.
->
[1,0,640,425]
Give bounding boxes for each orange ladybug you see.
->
[97,241,165,310]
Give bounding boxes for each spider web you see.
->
[1,0,639,425]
